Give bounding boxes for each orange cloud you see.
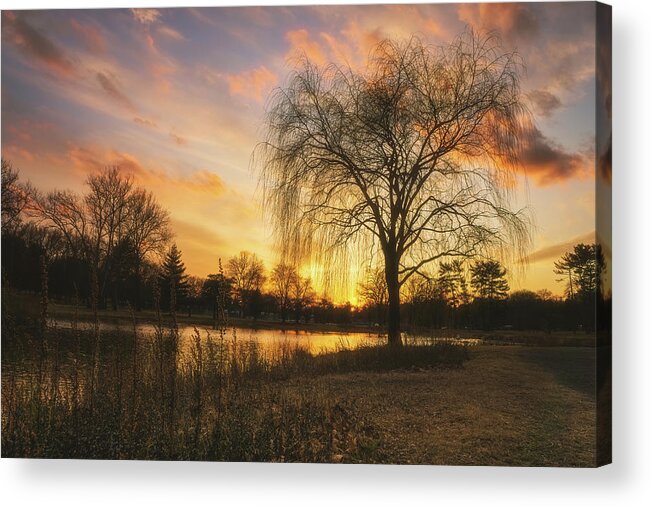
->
[224,65,278,103]
[286,29,328,66]
[2,12,76,78]
[67,144,224,197]
[323,21,383,69]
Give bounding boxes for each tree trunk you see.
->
[135,258,142,312]
[385,253,402,347]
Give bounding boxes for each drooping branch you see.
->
[255,30,533,297]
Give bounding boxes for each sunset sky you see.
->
[1,2,609,303]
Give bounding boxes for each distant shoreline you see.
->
[47,301,383,336]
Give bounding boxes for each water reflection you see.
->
[49,320,481,355]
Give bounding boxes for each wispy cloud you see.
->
[70,19,106,54]
[96,71,136,112]
[523,232,595,264]
[169,132,188,146]
[133,116,158,129]
[67,144,224,196]
[157,25,185,41]
[285,29,328,66]
[528,90,562,118]
[2,12,76,78]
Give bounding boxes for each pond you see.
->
[47,319,481,355]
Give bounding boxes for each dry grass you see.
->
[288,346,597,466]
[1,309,597,465]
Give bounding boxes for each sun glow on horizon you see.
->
[1,4,606,303]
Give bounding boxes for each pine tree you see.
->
[470,260,509,300]
[160,244,189,311]
[554,243,604,301]
[437,260,469,308]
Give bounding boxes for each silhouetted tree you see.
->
[470,259,509,330]
[270,263,298,322]
[470,260,509,300]
[1,159,30,232]
[29,167,170,309]
[291,275,315,323]
[160,244,188,312]
[124,188,171,310]
[402,274,446,329]
[358,267,388,325]
[225,251,265,318]
[202,272,232,321]
[554,243,604,301]
[437,261,468,308]
[258,32,532,346]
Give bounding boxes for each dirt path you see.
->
[297,346,597,466]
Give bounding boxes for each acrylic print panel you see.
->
[1,2,611,466]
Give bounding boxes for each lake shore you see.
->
[46,301,382,335]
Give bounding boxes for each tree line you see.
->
[2,159,607,331]
[358,244,607,332]
[0,160,342,324]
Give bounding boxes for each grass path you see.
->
[290,346,597,466]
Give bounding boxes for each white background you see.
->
[0,0,649,505]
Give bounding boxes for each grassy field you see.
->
[298,345,597,466]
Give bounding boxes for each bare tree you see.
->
[358,267,388,324]
[257,32,532,346]
[29,167,171,307]
[124,189,171,309]
[270,263,298,322]
[1,159,31,232]
[225,251,265,317]
[291,274,315,324]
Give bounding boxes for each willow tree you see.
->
[257,32,532,347]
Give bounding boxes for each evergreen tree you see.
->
[437,260,469,308]
[470,260,509,300]
[554,243,604,301]
[160,243,189,311]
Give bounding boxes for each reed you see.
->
[1,272,467,461]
